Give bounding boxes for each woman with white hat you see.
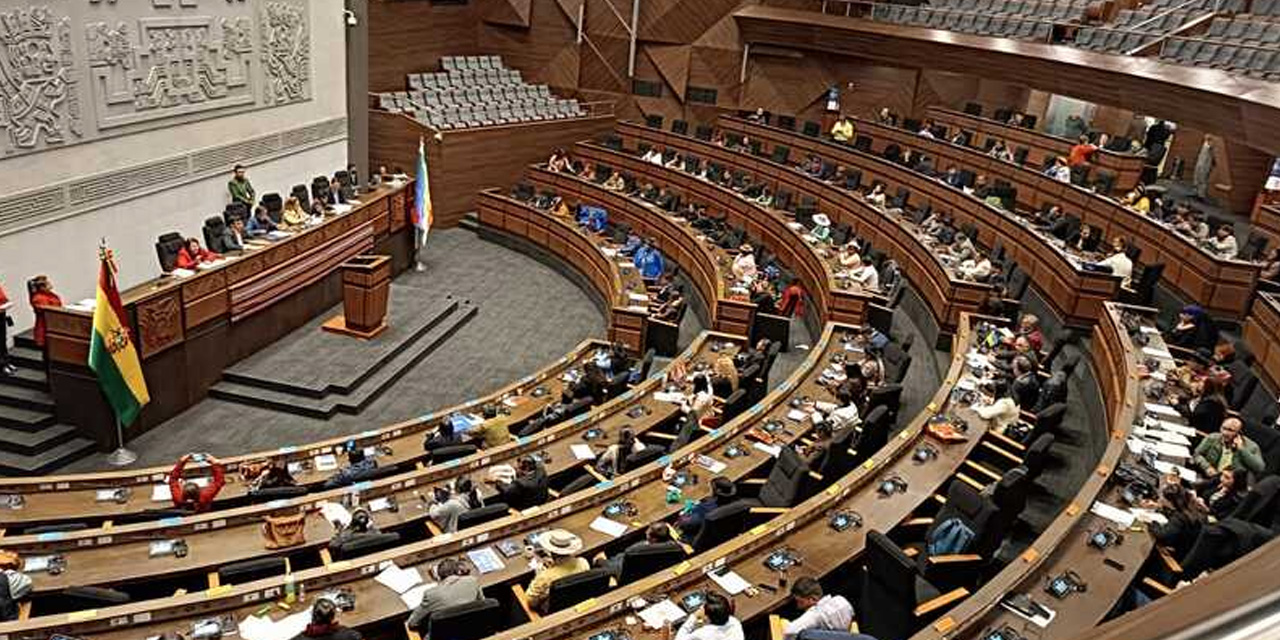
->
[810,213,832,244]
[525,529,589,612]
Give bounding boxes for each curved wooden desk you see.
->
[1243,291,1280,392]
[924,106,1146,192]
[711,116,1122,327]
[567,142,883,328]
[842,114,1261,319]
[487,314,985,640]
[613,121,990,338]
[41,182,416,446]
[476,190,650,352]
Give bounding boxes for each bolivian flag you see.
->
[88,244,149,426]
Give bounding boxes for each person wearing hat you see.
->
[525,529,590,612]
[731,244,757,281]
[809,214,832,244]
[676,476,738,539]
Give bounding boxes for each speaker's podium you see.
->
[322,254,391,339]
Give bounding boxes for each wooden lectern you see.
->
[322,254,391,339]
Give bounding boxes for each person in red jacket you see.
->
[168,452,227,512]
[778,277,806,318]
[26,275,62,348]
[0,280,13,376]
[174,237,220,270]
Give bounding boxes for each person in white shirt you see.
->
[864,183,887,207]
[783,577,854,640]
[974,379,1021,433]
[958,255,992,281]
[1095,236,1133,286]
[732,244,758,281]
[853,263,880,290]
[643,148,663,165]
[1207,224,1238,259]
[676,592,744,640]
[1046,156,1071,183]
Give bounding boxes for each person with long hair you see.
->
[27,275,61,348]
[598,428,644,477]
[1149,482,1206,559]
[711,355,739,398]
[289,598,361,640]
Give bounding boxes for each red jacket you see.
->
[168,457,227,512]
[779,284,806,318]
[175,247,219,270]
[29,290,62,347]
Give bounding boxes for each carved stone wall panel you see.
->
[0,0,313,158]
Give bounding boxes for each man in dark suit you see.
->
[1010,356,1040,409]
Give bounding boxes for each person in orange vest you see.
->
[0,280,12,376]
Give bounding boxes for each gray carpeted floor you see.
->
[64,229,606,471]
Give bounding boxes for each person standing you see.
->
[1194,137,1216,200]
[27,275,62,348]
[228,164,256,210]
[0,280,12,376]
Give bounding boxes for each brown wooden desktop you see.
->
[40,181,416,451]
[1243,291,1280,392]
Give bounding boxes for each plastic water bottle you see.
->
[284,573,296,604]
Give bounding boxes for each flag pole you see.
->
[105,417,137,466]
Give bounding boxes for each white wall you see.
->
[0,3,349,330]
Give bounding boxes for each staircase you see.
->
[0,332,96,475]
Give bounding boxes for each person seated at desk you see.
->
[1205,224,1239,259]
[664,152,682,170]
[175,237,220,270]
[949,129,969,146]
[957,253,993,282]
[1168,304,1217,352]
[731,244,758,282]
[1186,375,1228,434]
[995,335,1040,371]
[0,562,32,619]
[329,507,380,548]
[220,218,247,252]
[228,164,255,210]
[470,404,512,449]
[642,147,664,165]
[640,182,660,203]
[597,428,645,477]
[831,115,855,143]
[428,478,482,533]
[809,213,832,244]
[1123,184,1152,214]
[26,275,61,348]
[755,185,774,207]
[1262,247,1280,281]
[859,358,885,388]
[243,460,297,495]
[247,206,277,236]
[289,598,361,640]
[635,238,666,281]
[712,354,739,399]
[1068,135,1098,168]
[1193,417,1265,479]
[309,198,330,220]
[988,140,1014,162]
[750,279,778,315]
[603,171,625,191]
[968,174,993,200]
[675,592,744,640]
[849,255,879,290]
[1034,204,1066,231]
[1066,224,1101,253]
[941,165,965,189]
[525,529,590,613]
[1045,156,1072,183]
[975,379,1020,434]
[168,452,226,513]
[423,420,462,452]
[653,286,687,322]
[594,522,682,576]
[1173,208,1210,241]
[492,454,550,510]
[676,476,737,539]
[864,183,887,208]
[656,187,678,212]
[406,558,483,632]
[280,196,310,230]
[1196,467,1247,520]
[783,576,854,640]
[947,232,977,263]
[738,338,772,372]
[917,119,937,139]
[1146,481,1206,560]
[547,148,570,173]
[897,148,918,170]
[876,107,898,127]
[1013,314,1045,352]
[323,446,378,489]
[1010,355,1040,409]
[1093,236,1134,286]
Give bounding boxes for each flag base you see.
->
[106,446,138,466]
[415,261,425,272]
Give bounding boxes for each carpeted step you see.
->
[0,423,80,456]
[0,384,55,412]
[0,437,97,476]
[0,403,56,432]
[0,365,48,391]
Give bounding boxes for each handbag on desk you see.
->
[261,511,308,549]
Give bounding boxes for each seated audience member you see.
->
[323,446,378,489]
[1262,247,1280,281]
[1067,224,1101,253]
[653,286,687,322]
[831,115,855,143]
[1094,236,1134,286]
[168,452,226,513]
[996,335,1040,371]
[1045,156,1071,182]
[941,165,965,189]
[1010,355,1040,409]
[280,196,309,230]
[597,428,644,477]
[809,213,832,244]
[1168,305,1217,352]
[309,199,329,221]
[572,361,610,403]
[221,218,247,252]
[850,257,879,290]
[1123,184,1152,213]
[988,140,1014,162]
[676,477,737,539]
[329,508,380,548]
[858,358,885,388]
[547,148,570,172]
[779,277,806,317]
[676,592,744,640]
[1193,417,1264,478]
[428,478,482,533]
[406,558,483,631]
[635,238,666,281]
[247,206,277,236]
[595,522,683,575]
[1147,481,1206,560]
[732,244,758,281]
[642,147,664,165]
[747,107,768,123]
[1014,314,1045,351]
[1205,224,1239,259]
[289,598,361,640]
[1068,135,1098,167]
[1034,204,1066,230]
[27,275,61,348]
[957,252,993,282]
[948,233,976,262]
[423,420,461,451]
[750,280,778,315]
[738,338,772,371]
[680,374,717,436]
[491,455,550,510]
[876,107,898,127]
[864,183,887,207]
[1197,467,1247,519]
[603,171,625,191]
[949,129,968,146]
[711,354,739,399]
[526,529,590,613]
[917,119,936,139]
[783,576,854,640]
[1,563,31,614]
[975,379,1020,433]
[244,460,297,494]
[175,237,220,269]
[470,404,512,449]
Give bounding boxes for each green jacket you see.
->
[1193,432,1264,476]
[228,178,255,206]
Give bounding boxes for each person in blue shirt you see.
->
[636,239,665,280]
[620,232,643,257]
[323,445,378,489]
[247,206,277,236]
[676,477,737,539]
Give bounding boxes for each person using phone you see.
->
[1193,417,1264,478]
[673,592,743,640]
[168,452,226,513]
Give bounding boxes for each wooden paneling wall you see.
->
[369,111,615,228]
[368,0,480,92]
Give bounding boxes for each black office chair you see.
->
[23,523,89,535]
[219,557,288,584]
[1021,434,1055,481]
[916,481,1000,589]
[754,446,815,508]
[290,184,311,211]
[546,567,613,613]
[622,445,667,473]
[249,485,309,500]
[1120,262,1164,307]
[695,125,713,141]
[771,145,791,164]
[260,193,283,221]
[853,406,891,465]
[423,598,503,639]
[963,102,983,116]
[867,384,903,422]
[858,531,955,640]
[853,135,872,152]
[722,388,751,422]
[203,216,227,253]
[777,115,796,130]
[60,586,130,609]
[802,121,821,137]
[645,114,664,129]
[429,444,477,464]
[457,503,510,529]
[617,542,686,585]
[867,303,893,337]
[691,500,751,552]
[671,119,689,135]
[329,532,402,560]
[155,232,185,272]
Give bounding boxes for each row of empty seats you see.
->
[1073,26,1160,53]
[872,5,1056,40]
[375,55,587,130]
[919,0,1090,19]
[1111,7,1202,32]
[1159,36,1280,78]
[1202,14,1280,43]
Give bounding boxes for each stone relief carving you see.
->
[0,0,311,158]
[0,6,82,154]
[260,1,308,105]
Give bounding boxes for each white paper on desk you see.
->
[1152,459,1199,483]
[786,222,804,230]
[400,582,436,610]
[66,298,96,312]
[239,610,310,640]
[639,598,688,629]
[1149,370,1168,383]
[266,231,291,240]
[368,496,393,512]
[1135,427,1192,446]
[590,516,629,538]
[1151,441,1192,460]
[170,268,196,278]
[654,391,686,404]
[571,444,597,461]
[1140,325,1161,335]
[617,260,634,267]
[1090,501,1136,528]
[694,455,727,474]
[314,454,339,471]
[331,204,354,214]
[1142,346,1174,360]
[1153,419,1196,436]
[753,442,782,457]
[600,247,618,257]
[1131,508,1170,526]
[786,409,808,422]
[1146,403,1181,418]
[709,569,751,596]
[319,501,351,528]
[629,292,649,303]
[375,563,424,594]
[1000,599,1055,628]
